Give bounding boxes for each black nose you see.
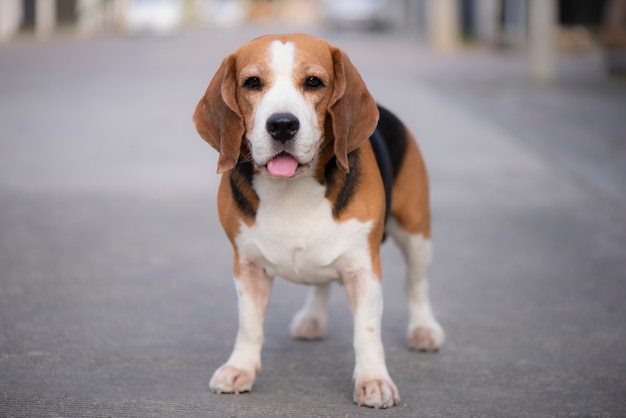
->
[266,113,299,143]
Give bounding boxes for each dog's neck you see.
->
[228,144,361,223]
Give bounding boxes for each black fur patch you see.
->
[229,159,257,220]
[369,130,393,225]
[375,104,408,179]
[324,150,362,218]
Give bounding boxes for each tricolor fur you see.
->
[193,34,444,409]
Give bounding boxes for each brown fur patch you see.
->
[335,141,386,279]
[217,174,256,250]
[390,129,431,238]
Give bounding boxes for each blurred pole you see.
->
[427,0,459,52]
[503,0,526,46]
[473,0,498,44]
[529,0,557,83]
[111,0,129,33]
[35,0,56,39]
[0,0,22,42]
[77,0,103,37]
[602,0,626,75]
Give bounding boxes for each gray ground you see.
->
[1,26,625,417]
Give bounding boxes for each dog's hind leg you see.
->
[290,283,330,340]
[387,217,444,351]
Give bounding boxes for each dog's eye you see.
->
[243,77,262,91]
[304,76,324,91]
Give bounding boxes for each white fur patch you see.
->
[235,173,373,285]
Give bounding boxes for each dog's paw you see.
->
[290,314,326,340]
[209,364,256,394]
[353,375,400,409]
[408,324,445,352]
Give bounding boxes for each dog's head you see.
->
[193,34,379,176]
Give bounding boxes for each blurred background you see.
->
[1,0,625,79]
[1,1,626,416]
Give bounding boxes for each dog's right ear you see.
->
[193,55,244,174]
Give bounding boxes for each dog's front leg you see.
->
[343,268,399,408]
[210,260,273,394]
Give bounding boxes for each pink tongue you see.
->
[267,154,299,177]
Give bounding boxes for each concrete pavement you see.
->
[1,26,625,416]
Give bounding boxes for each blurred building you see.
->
[0,0,127,40]
[1,0,624,78]
[0,1,617,43]
[0,0,323,40]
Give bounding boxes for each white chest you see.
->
[234,175,372,285]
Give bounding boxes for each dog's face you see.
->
[236,37,332,177]
[193,34,379,176]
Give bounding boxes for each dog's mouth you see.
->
[265,152,307,178]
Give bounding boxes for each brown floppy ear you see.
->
[328,47,379,172]
[193,55,244,173]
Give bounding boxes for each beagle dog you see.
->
[193,33,444,409]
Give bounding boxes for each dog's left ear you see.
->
[193,55,244,173]
[328,47,379,172]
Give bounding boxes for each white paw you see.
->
[353,375,400,409]
[209,364,257,394]
[290,314,326,340]
[408,323,445,352]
